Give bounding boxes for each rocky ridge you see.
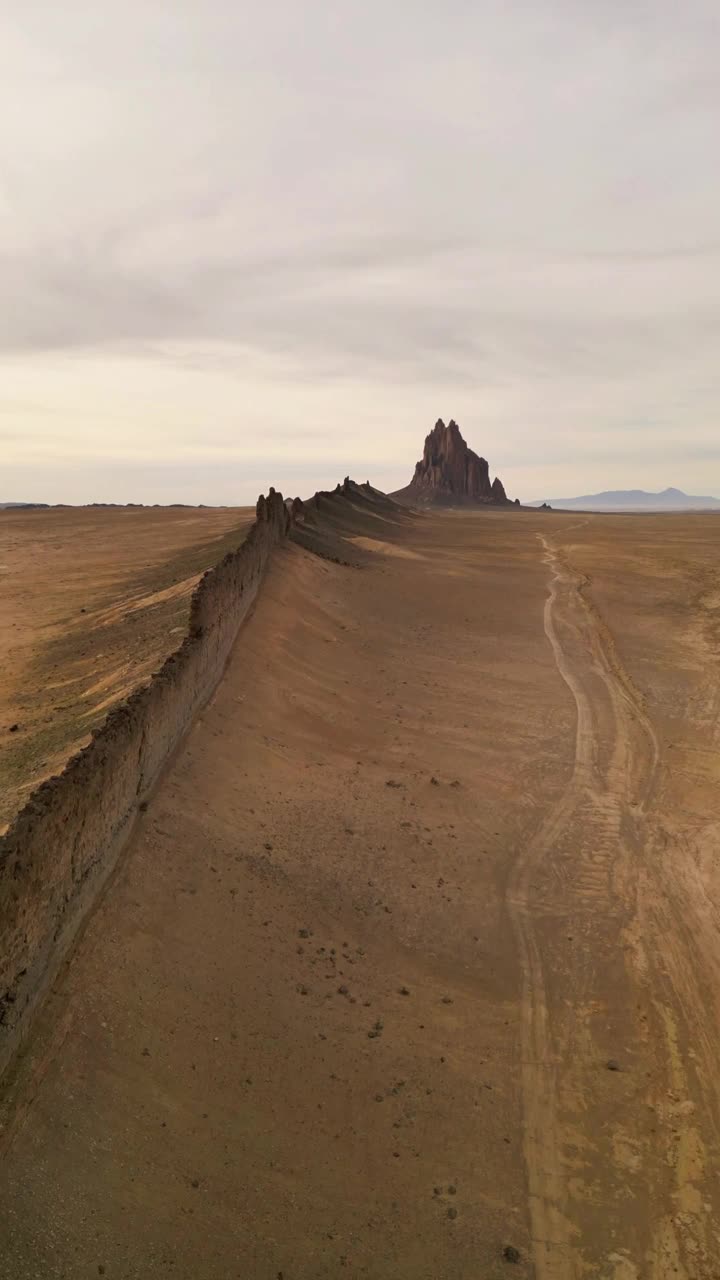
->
[392,419,514,507]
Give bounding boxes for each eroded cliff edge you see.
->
[0,489,293,1080]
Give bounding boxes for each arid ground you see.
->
[1,501,720,1277]
[0,506,251,831]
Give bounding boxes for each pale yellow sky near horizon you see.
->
[4,341,719,505]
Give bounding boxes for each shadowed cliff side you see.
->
[0,489,293,1080]
[0,479,407,1086]
[292,477,415,565]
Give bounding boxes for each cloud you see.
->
[1,1,720,500]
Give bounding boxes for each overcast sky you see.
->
[2,1,720,504]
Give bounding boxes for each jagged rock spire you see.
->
[392,418,512,506]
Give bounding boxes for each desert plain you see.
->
[0,505,252,831]
[1,495,720,1278]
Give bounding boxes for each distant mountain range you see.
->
[0,502,49,510]
[528,487,720,512]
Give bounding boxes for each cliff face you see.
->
[0,490,296,1081]
[392,419,512,506]
[0,479,405,1084]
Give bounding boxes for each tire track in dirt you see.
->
[572,562,720,1276]
[507,530,596,1278]
[506,527,720,1277]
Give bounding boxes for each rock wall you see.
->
[0,489,293,1080]
[392,418,513,507]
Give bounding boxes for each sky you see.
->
[1,1,720,505]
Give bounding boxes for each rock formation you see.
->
[392,419,513,507]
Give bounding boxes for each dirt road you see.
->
[509,524,720,1277]
[504,522,717,1280]
[1,502,719,1277]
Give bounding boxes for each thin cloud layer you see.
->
[1,2,719,502]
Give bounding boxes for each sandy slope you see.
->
[1,502,720,1278]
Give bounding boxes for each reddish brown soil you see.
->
[1,506,720,1278]
[0,506,251,830]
